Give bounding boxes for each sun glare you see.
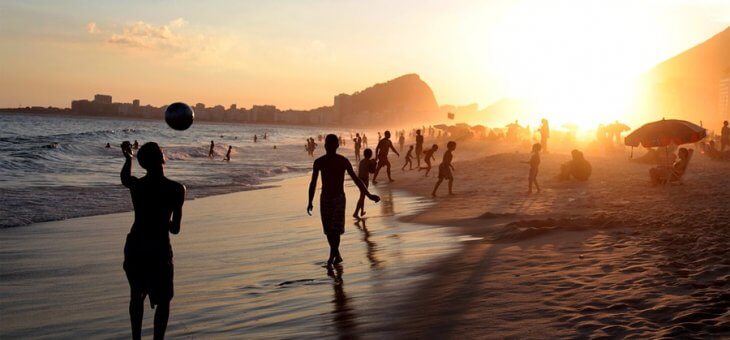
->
[486,1,662,131]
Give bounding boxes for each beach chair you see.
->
[666,149,694,186]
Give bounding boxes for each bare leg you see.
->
[153,302,170,340]
[354,192,365,218]
[373,163,384,183]
[535,179,541,193]
[432,178,443,197]
[448,178,454,195]
[129,291,144,340]
[386,163,394,181]
[327,233,342,264]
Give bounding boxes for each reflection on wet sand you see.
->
[327,265,357,338]
[376,184,396,216]
[355,219,383,269]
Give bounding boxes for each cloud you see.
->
[86,22,100,34]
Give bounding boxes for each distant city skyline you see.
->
[1,0,729,126]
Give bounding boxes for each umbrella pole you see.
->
[630,146,633,159]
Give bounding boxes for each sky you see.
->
[1,0,729,119]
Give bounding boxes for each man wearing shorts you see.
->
[121,141,185,340]
[307,135,380,266]
[372,130,400,184]
[432,141,456,197]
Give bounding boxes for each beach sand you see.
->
[1,142,729,338]
[384,143,730,338]
[0,176,460,338]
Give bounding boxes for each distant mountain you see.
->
[335,74,440,125]
[638,26,730,128]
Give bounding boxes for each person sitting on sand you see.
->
[522,143,541,194]
[418,144,438,177]
[402,145,414,171]
[208,140,215,158]
[556,149,592,181]
[649,147,692,186]
[432,141,456,197]
[223,145,232,162]
[372,131,400,184]
[354,148,377,218]
[120,141,185,340]
[308,135,380,266]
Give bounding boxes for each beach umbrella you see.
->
[472,125,487,133]
[624,119,706,148]
[433,124,449,130]
[455,123,471,128]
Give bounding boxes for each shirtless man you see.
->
[353,133,362,162]
[372,131,400,184]
[121,141,185,340]
[432,141,456,197]
[208,140,215,158]
[307,135,380,266]
[415,129,424,167]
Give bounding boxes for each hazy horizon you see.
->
[1,0,729,127]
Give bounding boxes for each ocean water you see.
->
[0,113,353,228]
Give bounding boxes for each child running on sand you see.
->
[522,143,541,193]
[308,135,380,266]
[402,145,414,170]
[354,149,377,218]
[418,144,438,177]
[432,141,456,197]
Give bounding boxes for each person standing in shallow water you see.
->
[308,135,380,266]
[372,130,400,184]
[120,141,185,340]
[432,141,456,197]
[208,140,215,158]
[354,148,377,218]
[223,145,233,162]
[353,133,362,162]
[415,129,424,168]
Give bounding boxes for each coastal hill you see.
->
[335,73,441,126]
[638,26,730,128]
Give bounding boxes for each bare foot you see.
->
[431,192,437,197]
[334,256,343,264]
[389,179,395,182]
[360,210,366,216]
[352,213,360,219]
[372,180,378,185]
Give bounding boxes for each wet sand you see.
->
[386,144,730,338]
[0,176,459,338]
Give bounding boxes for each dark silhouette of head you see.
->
[137,142,165,172]
[325,134,339,154]
[432,144,439,150]
[678,147,689,159]
[532,143,541,153]
[724,121,728,126]
[384,131,391,138]
[363,148,373,159]
[416,129,421,135]
[409,145,414,150]
[447,141,457,150]
[571,149,584,160]
[356,133,360,137]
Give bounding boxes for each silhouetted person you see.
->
[362,134,368,147]
[105,143,111,148]
[722,121,729,152]
[372,131,400,184]
[415,129,424,167]
[254,135,258,143]
[120,141,185,340]
[208,140,215,158]
[133,140,139,150]
[432,141,456,197]
[353,133,362,162]
[419,144,438,176]
[402,145,414,170]
[522,143,541,193]
[308,135,380,266]
[398,132,405,152]
[223,145,232,162]
[557,149,592,181]
[354,148,377,218]
[650,147,692,185]
[539,119,549,153]
[263,132,267,140]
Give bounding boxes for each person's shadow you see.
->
[327,264,357,338]
[355,218,383,269]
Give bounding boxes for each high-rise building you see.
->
[720,70,730,122]
[93,94,112,104]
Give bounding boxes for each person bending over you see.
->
[419,144,438,176]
